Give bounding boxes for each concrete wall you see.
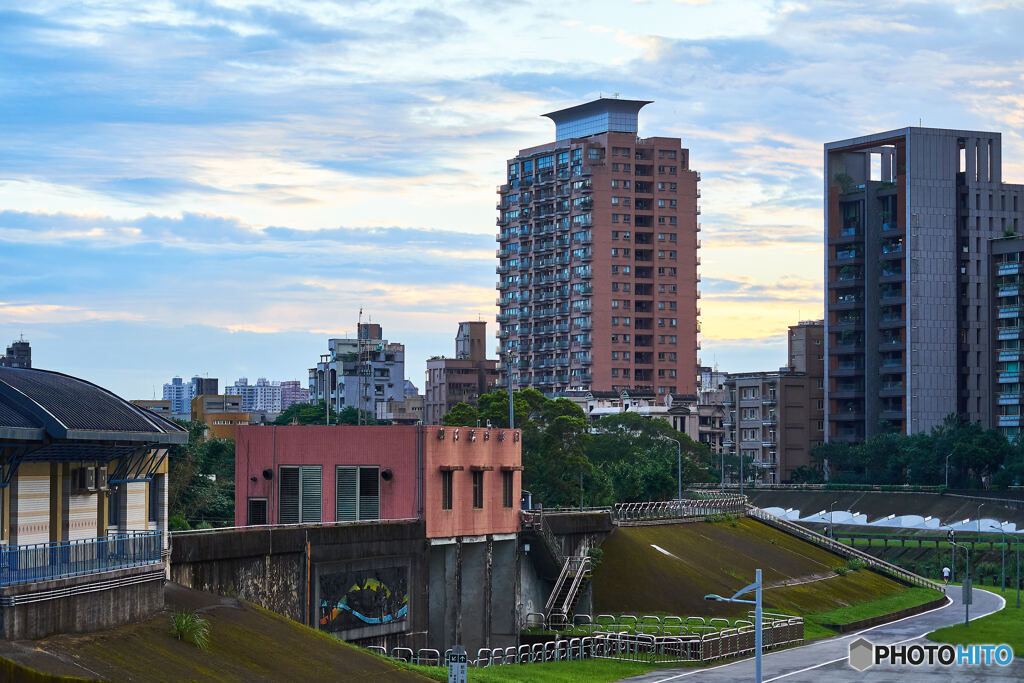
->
[0,565,164,640]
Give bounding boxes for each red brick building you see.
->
[497,98,700,398]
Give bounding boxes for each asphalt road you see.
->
[622,585,1023,682]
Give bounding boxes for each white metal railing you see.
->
[747,506,945,592]
[371,611,803,668]
[612,496,745,523]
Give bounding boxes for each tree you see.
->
[168,420,235,527]
[586,413,713,502]
[272,402,376,426]
[442,402,479,426]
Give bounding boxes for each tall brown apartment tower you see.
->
[496,99,700,397]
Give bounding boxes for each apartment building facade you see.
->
[723,321,824,482]
[0,337,30,368]
[308,323,406,416]
[825,128,1024,441]
[424,321,499,425]
[225,377,282,413]
[496,98,700,398]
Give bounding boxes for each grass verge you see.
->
[927,587,1024,653]
[802,586,943,640]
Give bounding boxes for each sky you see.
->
[2,0,1024,400]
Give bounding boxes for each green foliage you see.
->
[588,547,604,570]
[442,402,479,426]
[168,514,191,531]
[811,413,1022,488]
[789,465,824,484]
[170,610,210,650]
[272,402,376,426]
[846,558,865,571]
[834,566,848,576]
[168,420,235,528]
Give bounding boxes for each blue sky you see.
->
[2,0,1023,399]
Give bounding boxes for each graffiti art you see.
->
[318,565,409,632]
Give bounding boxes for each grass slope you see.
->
[592,518,930,620]
[402,659,662,682]
[11,584,429,682]
[928,587,1024,653]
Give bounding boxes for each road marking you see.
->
[640,589,1011,683]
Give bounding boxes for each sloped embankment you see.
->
[0,583,429,682]
[592,518,914,618]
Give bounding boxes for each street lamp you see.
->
[705,568,763,683]
[952,542,971,627]
[977,503,985,545]
[660,434,682,501]
[945,452,952,488]
[828,500,838,540]
[944,526,956,583]
[997,521,1009,593]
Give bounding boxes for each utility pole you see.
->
[357,308,363,426]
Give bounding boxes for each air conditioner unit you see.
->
[96,466,109,491]
[76,466,96,492]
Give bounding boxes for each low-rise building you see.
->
[0,366,186,639]
[376,395,425,425]
[424,322,499,425]
[191,394,251,440]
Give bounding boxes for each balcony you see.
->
[0,532,161,587]
[998,392,1022,405]
[878,383,905,398]
[998,327,1022,341]
[998,263,1022,276]
[761,396,777,405]
[998,415,1023,427]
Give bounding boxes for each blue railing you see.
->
[0,531,162,586]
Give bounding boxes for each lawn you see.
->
[927,587,1024,653]
[802,586,944,640]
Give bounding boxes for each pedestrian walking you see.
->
[942,566,950,584]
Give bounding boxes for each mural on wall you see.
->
[318,565,409,632]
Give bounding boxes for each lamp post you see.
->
[952,542,971,627]
[1016,534,1021,609]
[945,452,952,488]
[705,568,763,683]
[944,526,956,583]
[999,521,1008,593]
[720,449,725,493]
[661,434,682,501]
[828,500,837,540]
[977,503,985,545]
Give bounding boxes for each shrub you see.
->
[834,566,848,576]
[171,610,210,650]
[846,558,866,571]
[587,547,604,570]
[168,514,191,531]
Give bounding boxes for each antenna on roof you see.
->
[613,92,620,98]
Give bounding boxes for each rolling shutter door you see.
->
[358,467,380,520]
[336,467,358,521]
[300,466,322,524]
[279,467,300,524]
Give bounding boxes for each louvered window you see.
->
[336,466,380,521]
[247,498,268,525]
[279,466,322,524]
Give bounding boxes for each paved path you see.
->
[622,586,1023,682]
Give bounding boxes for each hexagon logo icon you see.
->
[848,637,874,671]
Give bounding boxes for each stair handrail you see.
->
[544,556,576,617]
[747,505,945,592]
[559,555,592,616]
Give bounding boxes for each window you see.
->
[816,399,825,410]
[442,470,453,510]
[472,471,484,509]
[279,465,322,524]
[247,498,268,525]
[149,473,163,524]
[503,471,514,508]
[336,465,380,521]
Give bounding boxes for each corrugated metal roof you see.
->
[0,367,185,441]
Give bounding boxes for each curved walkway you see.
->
[622,586,1022,682]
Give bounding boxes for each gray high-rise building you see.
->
[825,128,1024,442]
[0,337,30,369]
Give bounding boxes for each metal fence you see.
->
[372,611,802,668]
[0,531,162,586]
[747,506,945,592]
[613,496,746,523]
